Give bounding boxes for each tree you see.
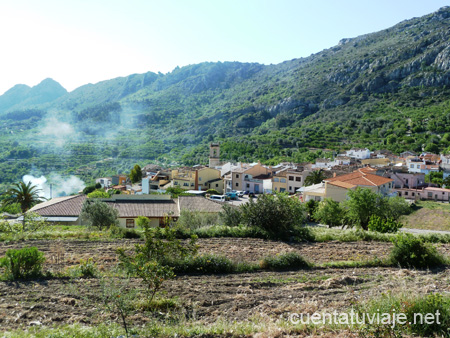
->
[240,193,306,239]
[2,182,44,229]
[344,187,384,230]
[2,181,44,214]
[425,171,443,187]
[87,189,109,198]
[304,170,326,186]
[80,199,119,230]
[383,196,411,220]
[313,198,347,227]
[129,164,142,184]
[443,175,450,188]
[117,226,197,303]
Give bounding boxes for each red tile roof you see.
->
[325,169,393,187]
[29,195,86,216]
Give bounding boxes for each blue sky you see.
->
[0,0,448,94]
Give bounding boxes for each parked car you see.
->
[248,192,255,198]
[209,195,226,202]
[225,191,238,200]
[243,191,250,195]
[237,191,244,197]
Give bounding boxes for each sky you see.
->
[0,0,449,95]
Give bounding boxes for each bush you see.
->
[117,226,197,302]
[390,233,446,269]
[70,258,98,278]
[313,198,347,227]
[240,193,306,240]
[358,292,450,337]
[368,215,402,233]
[109,225,142,239]
[87,189,109,198]
[220,204,242,227]
[206,189,220,195]
[0,247,45,280]
[176,210,221,230]
[168,254,234,274]
[260,252,310,271]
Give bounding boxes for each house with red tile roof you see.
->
[301,168,394,202]
[28,194,225,228]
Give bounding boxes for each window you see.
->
[417,165,420,169]
[412,192,415,196]
[183,182,189,186]
[191,183,194,186]
[126,219,135,228]
[215,183,219,187]
[274,178,279,182]
[274,187,277,191]
[236,182,239,187]
[405,179,408,184]
[280,178,286,183]
[174,181,178,185]
[405,192,408,196]
[280,188,285,192]
[410,164,414,168]
[296,177,301,182]
[428,192,433,198]
[199,177,202,181]
[246,183,250,188]
[289,176,294,181]
[236,174,239,178]
[289,186,292,191]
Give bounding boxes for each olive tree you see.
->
[81,199,119,230]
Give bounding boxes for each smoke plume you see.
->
[23,174,85,199]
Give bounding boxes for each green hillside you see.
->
[1,7,450,186]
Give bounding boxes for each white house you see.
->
[344,148,372,160]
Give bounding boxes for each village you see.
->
[25,142,450,229]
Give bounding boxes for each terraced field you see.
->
[0,238,449,336]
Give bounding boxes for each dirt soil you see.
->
[0,238,449,335]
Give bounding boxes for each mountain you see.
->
[1,6,450,185]
[0,78,67,114]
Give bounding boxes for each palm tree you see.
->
[304,170,326,186]
[2,182,44,228]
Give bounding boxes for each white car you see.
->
[237,191,244,197]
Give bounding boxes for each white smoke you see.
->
[40,117,75,146]
[23,174,86,199]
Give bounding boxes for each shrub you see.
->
[117,226,197,302]
[305,200,319,221]
[206,189,220,195]
[389,233,446,269]
[87,189,109,198]
[313,198,347,227]
[168,254,234,274]
[109,225,142,239]
[136,216,150,228]
[240,193,306,240]
[368,215,402,233]
[220,204,242,227]
[358,292,450,337]
[260,252,310,271]
[404,293,450,337]
[0,247,45,280]
[176,210,221,230]
[70,258,98,278]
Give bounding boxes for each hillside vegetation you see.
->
[1,7,450,185]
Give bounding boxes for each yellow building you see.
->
[272,171,287,193]
[172,168,197,190]
[197,167,224,193]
